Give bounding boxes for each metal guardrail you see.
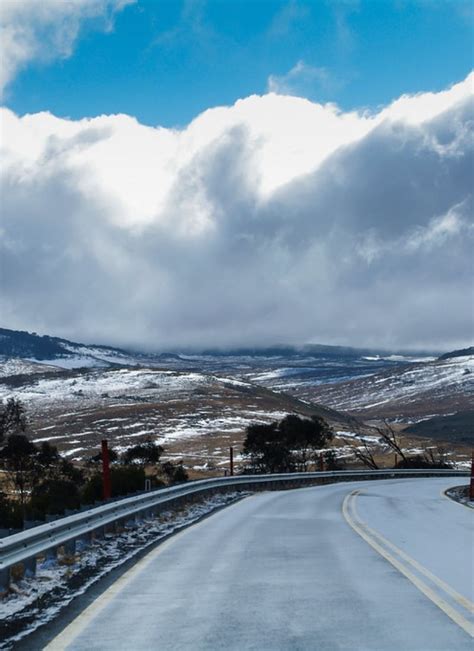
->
[0,469,468,588]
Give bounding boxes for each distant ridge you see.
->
[199,344,371,358]
[0,328,388,362]
[0,327,135,368]
[0,326,444,368]
[438,347,474,361]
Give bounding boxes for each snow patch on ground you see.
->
[334,430,381,444]
[0,368,211,407]
[0,357,60,378]
[153,410,290,445]
[361,355,437,363]
[215,377,252,388]
[26,356,109,370]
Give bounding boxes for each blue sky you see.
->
[5,0,473,127]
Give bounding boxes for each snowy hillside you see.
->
[1,326,471,465]
[0,357,61,378]
[0,364,349,467]
[296,354,474,421]
[0,328,140,369]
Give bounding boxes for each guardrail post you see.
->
[148,508,157,519]
[23,555,37,578]
[42,546,58,567]
[63,539,76,558]
[93,526,105,540]
[124,516,137,529]
[77,533,91,552]
[0,567,10,592]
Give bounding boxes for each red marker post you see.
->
[101,439,112,500]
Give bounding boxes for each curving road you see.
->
[43,478,472,651]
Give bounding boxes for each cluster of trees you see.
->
[242,414,336,473]
[0,398,188,529]
[242,413,453,475]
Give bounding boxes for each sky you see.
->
[0,0,473,352]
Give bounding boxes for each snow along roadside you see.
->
[445,485,474,509]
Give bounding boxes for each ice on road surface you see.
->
[353,478,473,603]
[43,478,472,651]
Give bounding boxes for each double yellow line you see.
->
[342,490,474,638]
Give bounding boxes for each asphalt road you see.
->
[44,478,473,651]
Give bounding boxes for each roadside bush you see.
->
[161,461,189,485]
[0,491,22,529]
[86,447,119,466]
[395,455,453,469]
[29,479,81,518]
[323,449,345,470]
[122,438,163,465]
[81,466,147,503]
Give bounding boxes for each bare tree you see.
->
[352,437,380,470]
[372,419,409,465]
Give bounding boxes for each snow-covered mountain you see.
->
[0,327,438,374]
[0,327,140,368]
[291,353,474,423]
[1,327,471,465]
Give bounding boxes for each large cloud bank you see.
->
[1,75,473,350]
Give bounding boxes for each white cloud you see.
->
[404,204,469,253]
[357,203,471,263]
[267,60,332,97]
[0,0,133,98]
[0,73,473,350]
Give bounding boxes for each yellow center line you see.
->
[342,490,474,638]
[352,493,473,614]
